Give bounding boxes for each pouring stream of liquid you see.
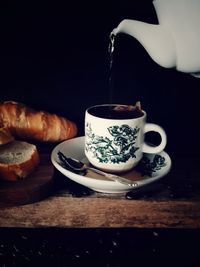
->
[108,32,116,104]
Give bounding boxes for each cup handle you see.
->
[142,123,167,154]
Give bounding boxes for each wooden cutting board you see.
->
[0,154,54,207]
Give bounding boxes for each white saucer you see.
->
[51,136,172,194]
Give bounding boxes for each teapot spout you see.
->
[112,19,176,69]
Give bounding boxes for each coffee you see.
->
[108,32,115,105]
[85,104,167,173]
[88,105,144,120]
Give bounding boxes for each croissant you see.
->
[0,101,77,142]
[0,127,15,145]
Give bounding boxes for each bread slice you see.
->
[0,141,39,181]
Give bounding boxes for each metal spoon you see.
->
[57,151,138,188]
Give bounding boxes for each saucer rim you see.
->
[51,136,172,193]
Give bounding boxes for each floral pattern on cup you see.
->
[135,154,166,177]
[85,123,140,164]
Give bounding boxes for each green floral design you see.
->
[135,154,166,177]
[85,123,140,164]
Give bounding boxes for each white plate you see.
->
[51,136,172,194]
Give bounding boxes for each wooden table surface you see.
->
[0,151,200,228]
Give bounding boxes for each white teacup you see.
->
[85,104,167,173]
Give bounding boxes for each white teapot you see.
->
[112,0,200,78]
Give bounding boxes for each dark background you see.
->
[1,1,200,266]
[1,0,199,158]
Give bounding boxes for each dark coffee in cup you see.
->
[85,103,167,173]
[88,104,144,120]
